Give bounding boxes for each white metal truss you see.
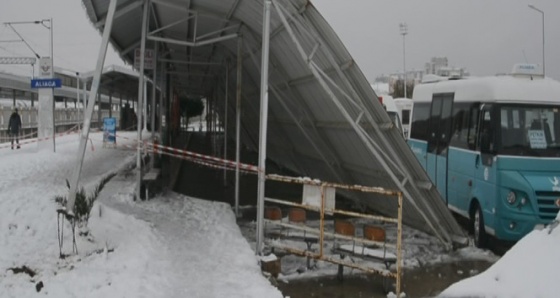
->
[271,0,455,248]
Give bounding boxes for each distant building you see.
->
[382,70,423,95]
[425,57,470,78]
[375,57,470,95]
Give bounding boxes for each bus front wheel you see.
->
[473,205,487,248]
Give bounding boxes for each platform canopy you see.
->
[79,64,142,100]
[81,0,467,248]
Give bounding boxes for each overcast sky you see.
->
[0,0,125,76]
[1,0,559,82]
[313,0,560,81]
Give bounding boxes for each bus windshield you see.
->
[499,104,560,157]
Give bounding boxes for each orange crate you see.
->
[334,220,355,236]
[265,206,282,220]
[363,225,386,242]
[288,208,306,223]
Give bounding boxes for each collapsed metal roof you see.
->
[81,0,467,248]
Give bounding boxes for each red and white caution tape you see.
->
[143,146,258,175]
[145,141,259,173]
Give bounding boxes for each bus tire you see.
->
[473,204,487,248]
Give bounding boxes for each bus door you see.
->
[426,93,454,203]
[474,106,497,213]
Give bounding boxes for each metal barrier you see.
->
[262,174,403,296]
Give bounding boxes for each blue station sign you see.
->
[31,78,62,88]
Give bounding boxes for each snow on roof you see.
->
[414,75,560,104]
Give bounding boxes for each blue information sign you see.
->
[31,78,62,88]
[103,117,117,146]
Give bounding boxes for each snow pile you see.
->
[440,215,560,298]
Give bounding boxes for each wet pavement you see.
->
[276,260,493,298]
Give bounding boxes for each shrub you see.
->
[55,173,115,226]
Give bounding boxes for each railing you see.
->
[262,174,403,296]
[0,106,121,143]
[0,106,120,131]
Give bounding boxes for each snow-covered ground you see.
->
[0,131,282,297]
[0,129,558,297]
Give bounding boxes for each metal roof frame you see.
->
[78,0,468,250]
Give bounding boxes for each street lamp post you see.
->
[528,4,545,76]
[399,23,408,98]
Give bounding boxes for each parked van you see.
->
[378,95,404,137]
[408,64,560,247]
[394,97,413,138]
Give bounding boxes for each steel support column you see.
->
[97,93,101,126]
[234,36,243,218]
[223,61,229,186]
[136,0,150,201]
[256,0,271,255]
[151,41,158,169]
[151,42,158,137]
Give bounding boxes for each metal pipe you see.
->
[50,18,55,152]
[136,0,150,201]
[396,193,403,297]
[151,42,158,170]
[223,61,228,186]
[143,81,148,131]
[256,0,272,255]
[319,185,325,256]
[235,36,243,218]
[266,242,396,278]
[264,197,399,224]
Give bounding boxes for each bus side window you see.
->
[450,102,474,149]
[410,102,430,141]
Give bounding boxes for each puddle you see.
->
[276,260,493,298]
